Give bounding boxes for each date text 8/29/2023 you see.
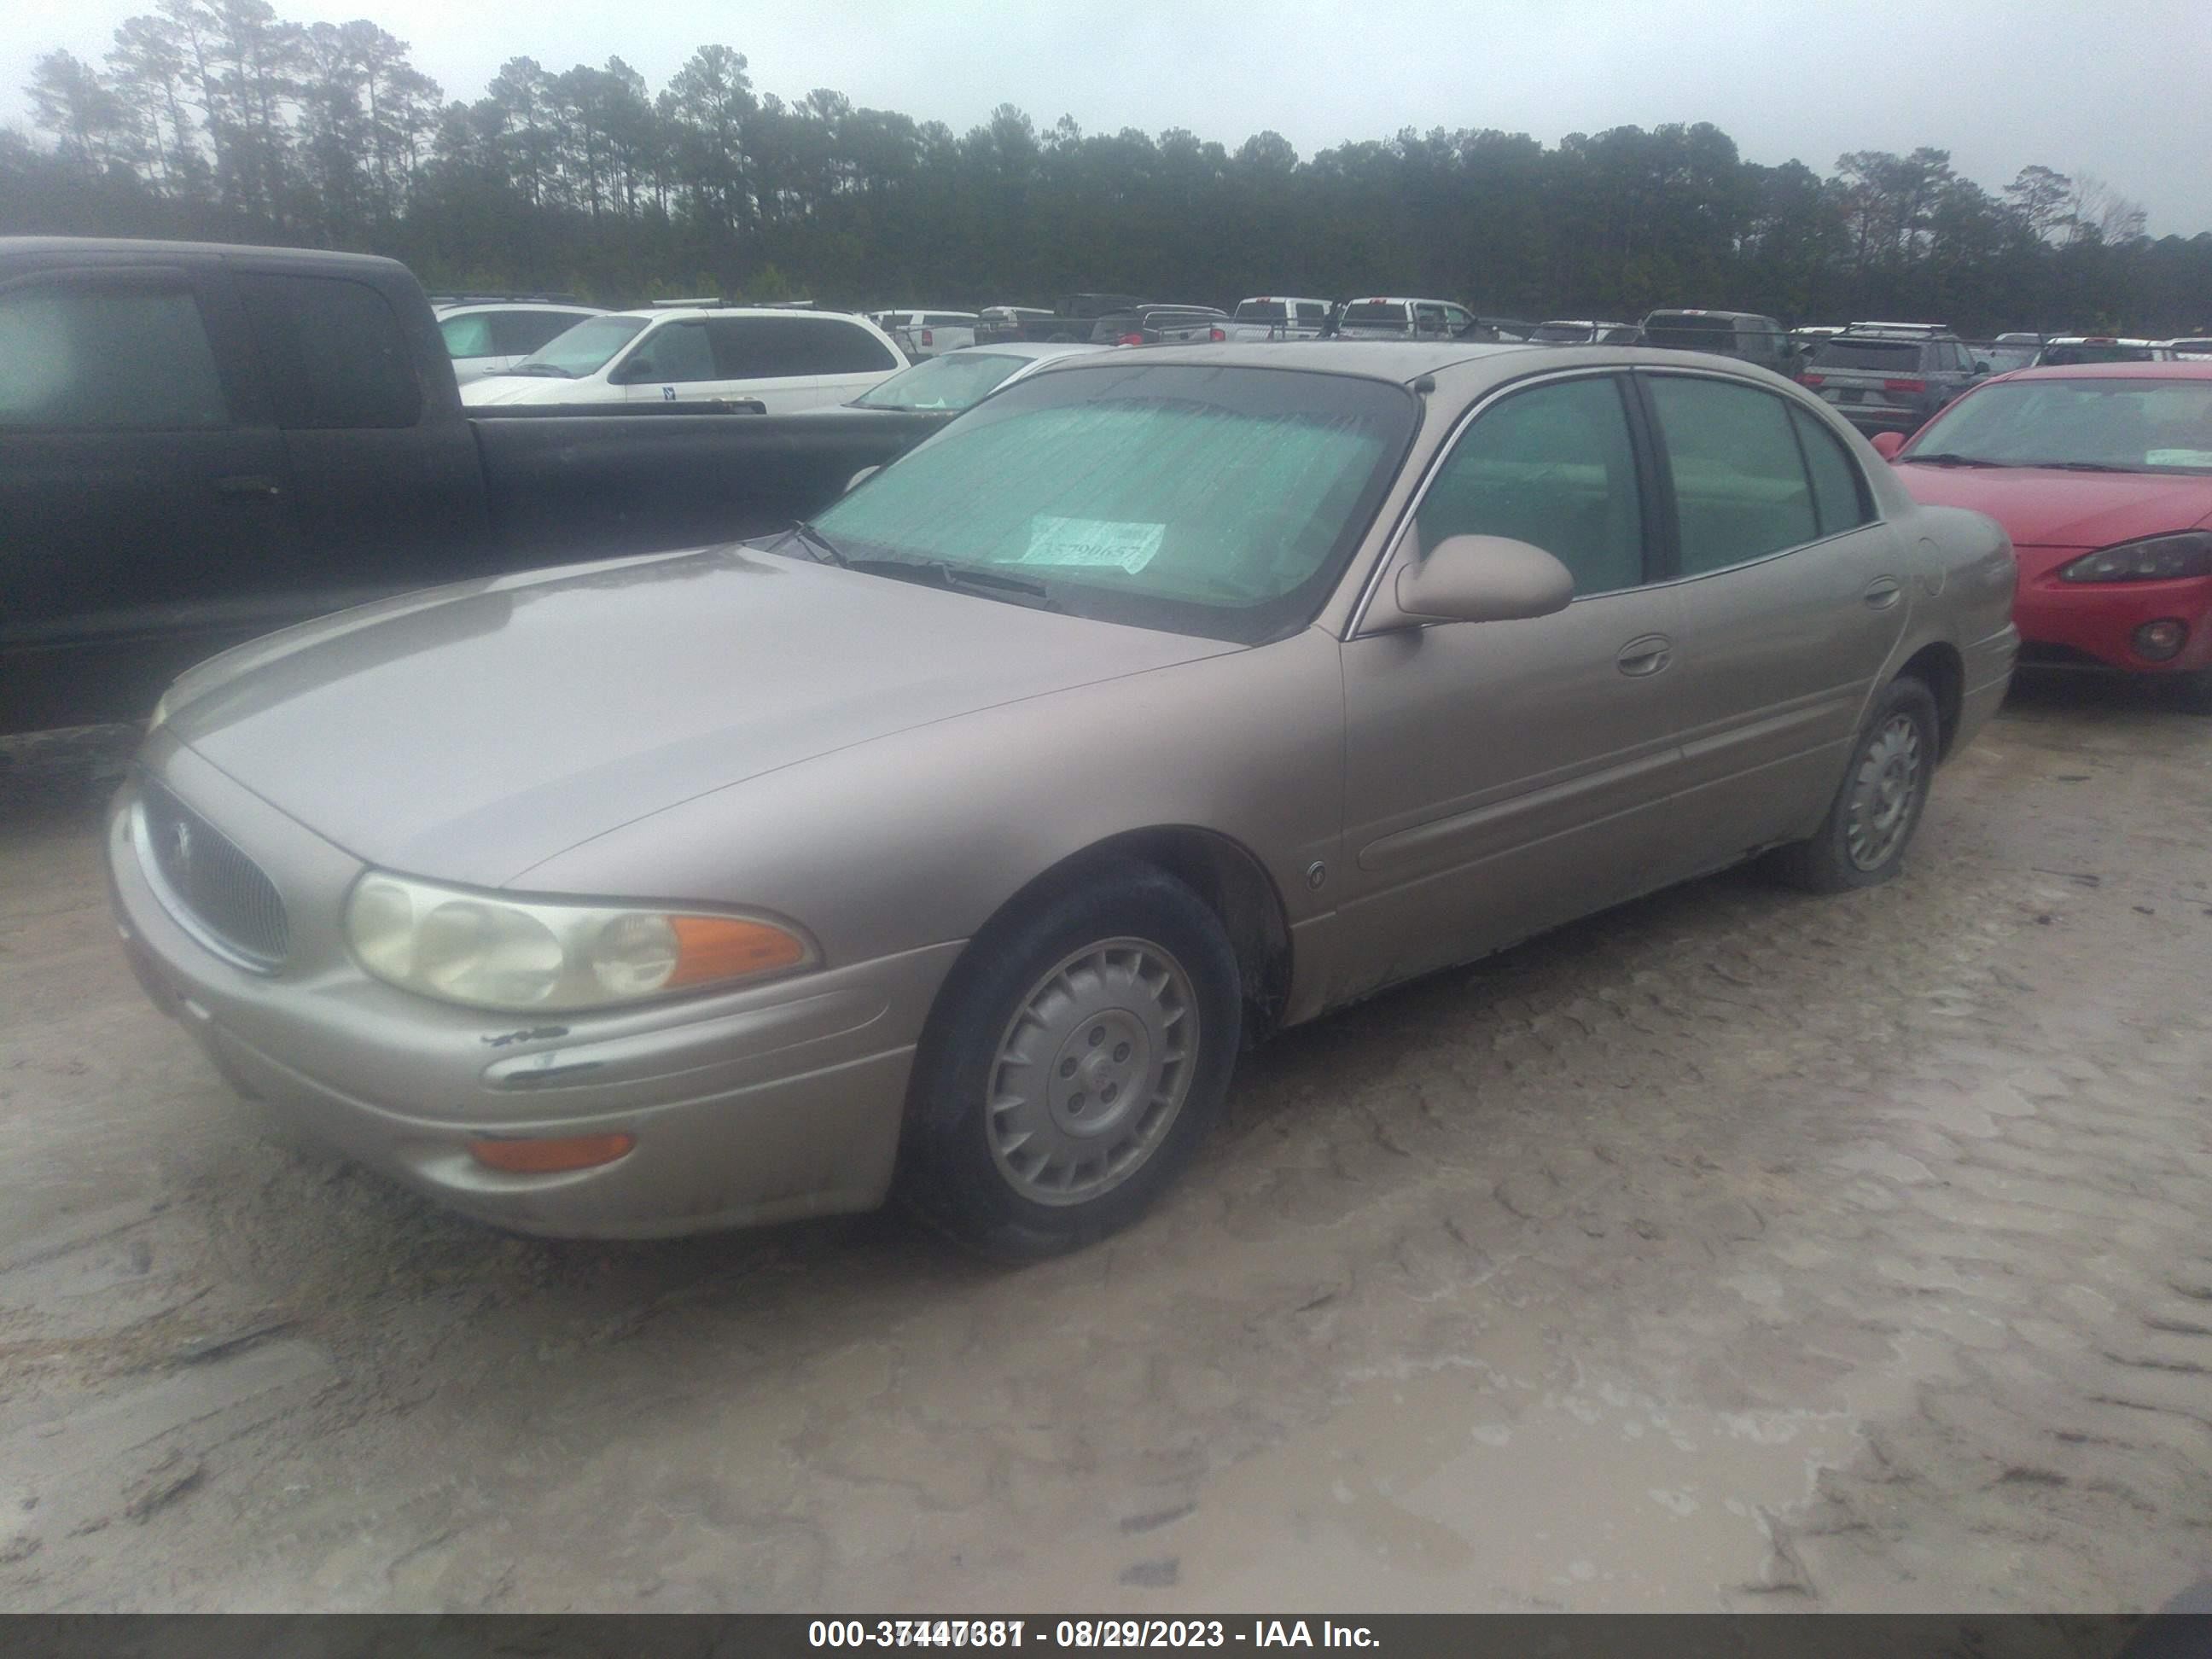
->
[806,1621,1382,1649]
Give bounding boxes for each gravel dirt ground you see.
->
[1,678,2209,1615]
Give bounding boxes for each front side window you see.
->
[236,271,419,428]
[1416,375,1646,598]
[807,363,1417,643]
[0,279,229,429]
[621,321,717,383]
[1645,375,1820,573]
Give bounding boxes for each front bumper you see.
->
[2012,546,2212,675]
[106,747,961,1238]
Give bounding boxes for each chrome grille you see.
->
[137,783,289,969]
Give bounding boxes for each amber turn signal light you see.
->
[467,1132,636,1174]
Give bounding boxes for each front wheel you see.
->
[1765,676,1939,893]
[2163,669,2212,715]
[895,860,1242,1259]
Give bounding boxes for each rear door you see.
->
[1331,370,1691,1002]
[1636,371,1906,866]
[0,259,296,729]
[233,266,494,604]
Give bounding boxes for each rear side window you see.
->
[0,278,229,429]
[1789,406,1875,536]
[492,311,589,357]
[711,316,898,378]
[1645,375,1819,574]
[237,271,420,428]
[439,312,496,359]
[1417,375,1646,597]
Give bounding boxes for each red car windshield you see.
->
[1907,380,2212,473]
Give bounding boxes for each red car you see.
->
[1871,361,2212,710]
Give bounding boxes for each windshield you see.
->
[1813,339,1926,370]
[509,314,648,377]
[805,363,1417,643]
[1905,379,2212,473]
[1529,323,1595,343]
[853,352,1032,410]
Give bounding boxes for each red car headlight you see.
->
[2057,532,2212,583]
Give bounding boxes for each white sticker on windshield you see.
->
[1022,516,1166,573]
[2146,449,2212,468]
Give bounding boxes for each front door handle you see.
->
[1863,576,1903,610]
[212,474,282,498]
[1615,634,1673,677]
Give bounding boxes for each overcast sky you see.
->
[9,0,2210,236]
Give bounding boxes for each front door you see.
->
[1330,371,1690,1004]
[1635,371,1910,864]
[0,260,296,731]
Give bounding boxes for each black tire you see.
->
[895,859,1242,1260]
[1765,675,1941,894]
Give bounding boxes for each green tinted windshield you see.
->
[1907,380,2212,472]
[511,315,646,376]
[808,363,1417,643]
[853,352,1031,410]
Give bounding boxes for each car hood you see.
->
[1889,463,2212,547]
[459,375,597,406]
[164,547,1237,887]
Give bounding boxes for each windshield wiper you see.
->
[844,556,1059,608]
[780,519,848,567]
[1902,452,2008,468]
[2036,460,2136,473]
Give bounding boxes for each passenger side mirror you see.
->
[608,355,653,385]
[1868,431,1906,459]
[1365,534,1575,632]
[845,466,880,493]
[1974,359,1992,375]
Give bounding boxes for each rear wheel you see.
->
[1766,676,1939,893]
[896,860,1241,1260]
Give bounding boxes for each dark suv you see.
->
[1800,323,1991,436]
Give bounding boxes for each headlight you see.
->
[2058,532,2212,583]
[344,872,814,1012]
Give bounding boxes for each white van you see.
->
[462,306,908,410]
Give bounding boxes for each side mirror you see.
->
[1974,359,1992,375]
[608,356,652,385]
[1365,533,1575,632]
[1868,431,1906,460]
[845,466,880,493]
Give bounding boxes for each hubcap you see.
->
[986,938,1198,1207]
[1844,713,1924,870]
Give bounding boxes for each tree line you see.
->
[8,0,2211,335]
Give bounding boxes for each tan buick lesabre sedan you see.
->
[108,343,2018,1256]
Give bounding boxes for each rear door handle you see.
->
[1615,634,1673,677]
[1863,577,1903,610]
[212,474,282,498]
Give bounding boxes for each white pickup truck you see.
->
[1215,295,1332,341]
[868,310,980,359]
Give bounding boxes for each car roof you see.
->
[0,234,410,275]
[1994,360,2212,382]
[614,306,876,323]
[1027,339,1543,383]
[1536,319,1635,329]
[434,300,601,316]
[2040,335,2163,346]
[1343,296,1455,306]
[1643,308,1767,321]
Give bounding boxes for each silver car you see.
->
[108,343,2019,1255]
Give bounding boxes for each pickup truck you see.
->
[977,294,1145,344]
[1214,295,1332,342]
[0,237,942,734]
